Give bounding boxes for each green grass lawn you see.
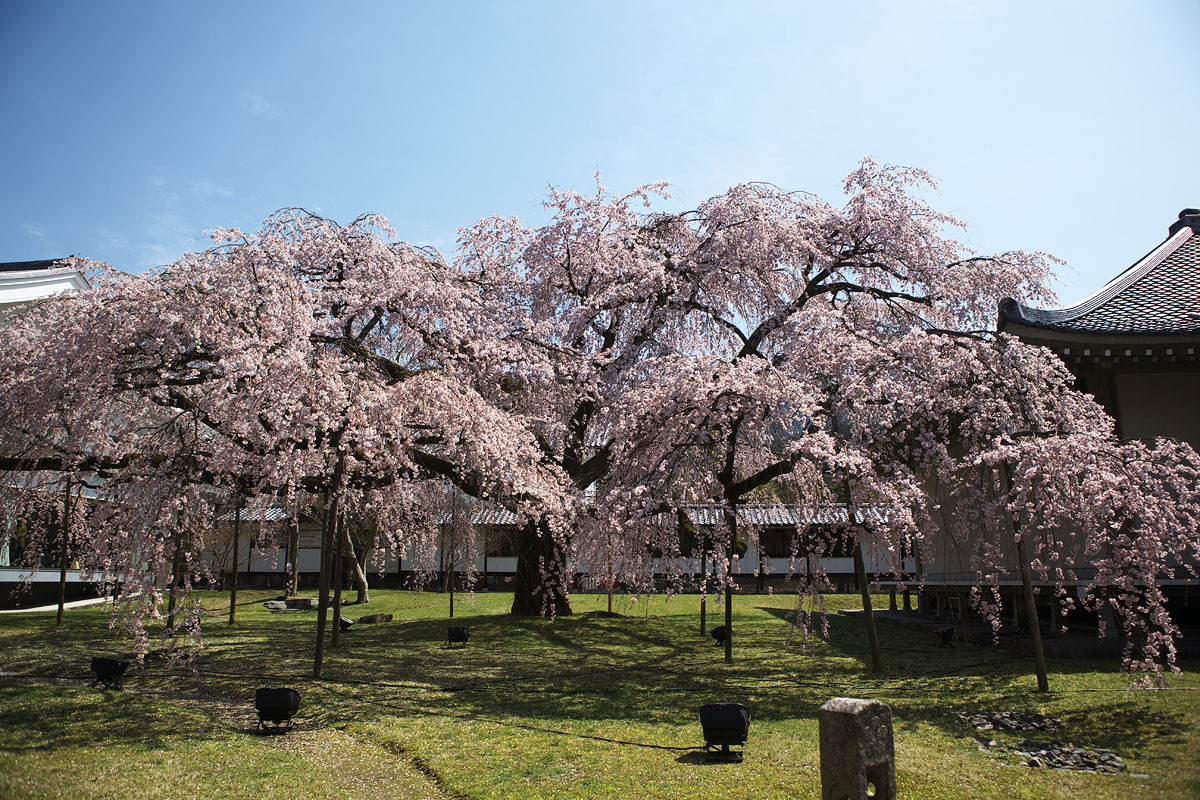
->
[1,589,1197,799]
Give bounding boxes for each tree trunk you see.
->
[56,478,71,626]
[854,541,882,672]
[510,518,572,617]
[228,500,240,625]
[1016,535,1050,692]
[341,521,369,604]
[700,551,707,635]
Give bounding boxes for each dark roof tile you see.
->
[1000,224,1200,335]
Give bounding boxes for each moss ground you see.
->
[0,589,1196,799]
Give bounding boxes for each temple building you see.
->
[999,208,1200,449]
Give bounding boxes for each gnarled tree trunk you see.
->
[511,518,572,617]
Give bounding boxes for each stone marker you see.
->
[818,697,895,800]
[263,600,288,611]
[284,597,315,610]
[358,613,393,624]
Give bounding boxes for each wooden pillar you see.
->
[228,499,241,625]
[286,516,300,597]
[56,477,72,626]
[854,542,882,673]
[331,513,345,647]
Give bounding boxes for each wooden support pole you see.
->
[724,508,736,664]
[287,515,300,597]
[331,512,345,648]
[854,541,883,673]
[228,499,241,625]
[313,492,334,678]
[56,477,71,626]
[1017,536,1049,692]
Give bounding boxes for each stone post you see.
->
[818,697,896,800]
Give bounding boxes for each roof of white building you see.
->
[0,258,91,318]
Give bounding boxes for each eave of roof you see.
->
[0,257,91,309]
[999,211,1200,339]
[0,258,70,273]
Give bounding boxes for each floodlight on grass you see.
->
[89,657,128,690]
[338,616,355,632]
[710,625,727,645]
[936,626,955,646]
[255,687,300,733]
[699,702,750,762]
[447,625,469,647]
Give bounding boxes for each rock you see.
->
[818,698,896,800]
[285,597,315,610]
[357,613,393,624]
[263,600,288,610]
[1027,757,1041,768]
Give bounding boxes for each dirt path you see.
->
[273,727,454,800]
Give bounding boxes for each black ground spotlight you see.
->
[699,702,750,762]
[338,615,355,632]
[255,687,300,732]
[710,625,728,645]
[89,657,129,690]
[447,625,469,647]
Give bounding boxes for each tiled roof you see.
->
[682,503,886,528]
[999,212,1200,336]
[470,507,522,526]
[217,506,290,522]
[444,502,884,528]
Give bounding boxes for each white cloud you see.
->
[191,179,234,198]
[242,92,280,119]
[21,222,47,240]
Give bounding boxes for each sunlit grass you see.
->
[0,589,1197,799]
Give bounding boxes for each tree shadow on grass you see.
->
[749,605,1200,758]
[0,684,234,752]
[5,591,1196,768]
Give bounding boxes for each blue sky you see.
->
[2,1,1197,306]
